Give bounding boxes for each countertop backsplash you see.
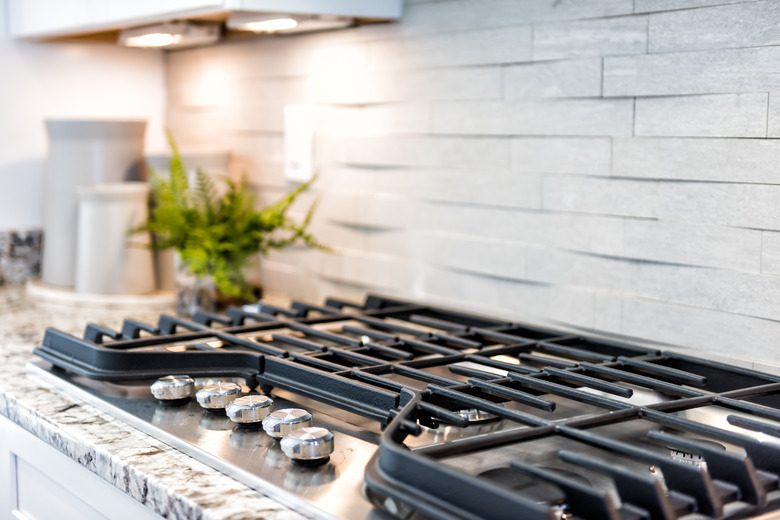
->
[165,0,780,365]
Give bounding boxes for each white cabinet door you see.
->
[6,0,93,38]
[0,415,163,520]
[6,0,225,38]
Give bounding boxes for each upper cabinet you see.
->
[8,0,403,40]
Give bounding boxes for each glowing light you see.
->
[237,18,298,32]
[123,32,180,48]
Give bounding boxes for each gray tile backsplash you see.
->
[165,0,780,366]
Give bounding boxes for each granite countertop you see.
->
[0,285,307,520]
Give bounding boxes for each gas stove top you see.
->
[33,294,780,519]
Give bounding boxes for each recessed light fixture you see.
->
[118,21,220,49]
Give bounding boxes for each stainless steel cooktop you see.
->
[28,361,385,520]
[32,294,780,520]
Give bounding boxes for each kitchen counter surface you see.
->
[0,285,307,520]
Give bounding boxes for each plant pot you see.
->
[174,259,261,316]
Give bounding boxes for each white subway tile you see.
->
[360,104,432,135]
[416,169,542,209]
[648,1,780,53]
[655,182,780,230]
[365,229,419,257]
[542,175,658,218]
[497,282,596,329]
[619,297,780,363]
[612,137,780,183]
[420,233,528,280]
[511,137,612,174]
[636,263,780,322]
[504,59,602,99]
[594,293,623,334]
[604,46,780,97]
[421,266,501,307]
[165,107,228,147]
[764,92,780,137]
[318,192,359,224]
[338,253,417,290]
[224,103,284,132]
[335,136,510,169]
[432,99,634,136]
[624,220,762,272]
[761,231,780,275]
[634,93,767,138]
[356,194,414,228]
[533,15,648,61]
[525,249,638,292]
[421,203,625,257]
[376,0,633,37]
[635,0,751,13]
[421,267,597,329]
[543,175,780,233]
[309,222,366,252]
[361,67,503,103]
[367,26,532,70]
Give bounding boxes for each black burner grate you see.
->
[35,295,780,519]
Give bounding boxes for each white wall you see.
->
[0,0,166,231]
[165,0,780,368]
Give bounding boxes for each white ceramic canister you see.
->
[42,120,146,287]
[74,182,155,295]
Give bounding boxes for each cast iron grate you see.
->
[35,295,780,519]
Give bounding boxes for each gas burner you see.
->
[667,438,726,467]
[456,408,500,423]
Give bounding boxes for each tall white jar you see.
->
[41,120,146,287]
[74,182,155,295]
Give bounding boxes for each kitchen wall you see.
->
[166,0,780,366]
[0,0,166,234]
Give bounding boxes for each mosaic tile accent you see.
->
[0,230,42,285]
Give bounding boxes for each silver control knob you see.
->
[150,375,195,404]
[196,382,241,412]
[280,427,334,465]
[262,408,312,439]
[225,395,273,426]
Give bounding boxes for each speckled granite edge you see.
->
[0,362,307,520]
[0,287,308,520]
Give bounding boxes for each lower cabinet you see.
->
[0,414,162,520]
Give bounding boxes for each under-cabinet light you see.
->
[123,32,180,48]
[231,16,298,32]
[119,21,220,49]
[227,13,352,34]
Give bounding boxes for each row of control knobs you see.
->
[150,375,334,465]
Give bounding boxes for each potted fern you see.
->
[137,133,326,315]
